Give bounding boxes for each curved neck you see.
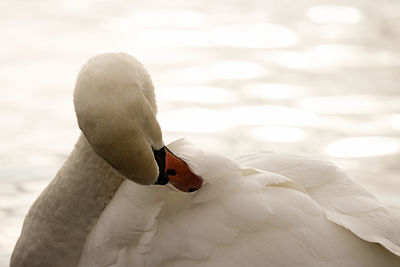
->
[11,134,124,267]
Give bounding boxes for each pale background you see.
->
[1,0,400,265]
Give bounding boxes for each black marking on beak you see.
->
[153,146,169,185]
[166,169,176,176]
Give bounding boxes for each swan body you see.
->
[11,53,400,267]
[78,140,400,267]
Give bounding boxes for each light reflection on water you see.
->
[307,5,362,24]
[391,114,400,129]
[1,0,400,265]
[244,83,309,100]
[213,23,298,48]
[300,95,400,115]
[113,9,207,28]
[159,108,232,133]
[270,45,397,70]
[326,137,400,158]
[156,86,234,104]
[211,61,264,79]
[135,29,212,47]
[248,126,307,143]
[232,106,318,126]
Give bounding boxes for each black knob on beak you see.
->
[153,146,169,185]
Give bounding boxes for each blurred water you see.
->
[1,0,400,265]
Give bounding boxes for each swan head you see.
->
[73,53,202,191]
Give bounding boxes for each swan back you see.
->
[238,151,400,256]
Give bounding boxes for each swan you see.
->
[10,53,400,267]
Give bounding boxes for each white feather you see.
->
[237,151,400,256]
[79,140,400,267]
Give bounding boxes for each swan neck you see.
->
[11,134,124,267]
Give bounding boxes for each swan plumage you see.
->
[79,140,400,267]
[11,53,400,267]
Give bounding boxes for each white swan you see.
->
[11,53,400,267]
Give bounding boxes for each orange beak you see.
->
[164,147,203,192]
[153,146,203,192]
